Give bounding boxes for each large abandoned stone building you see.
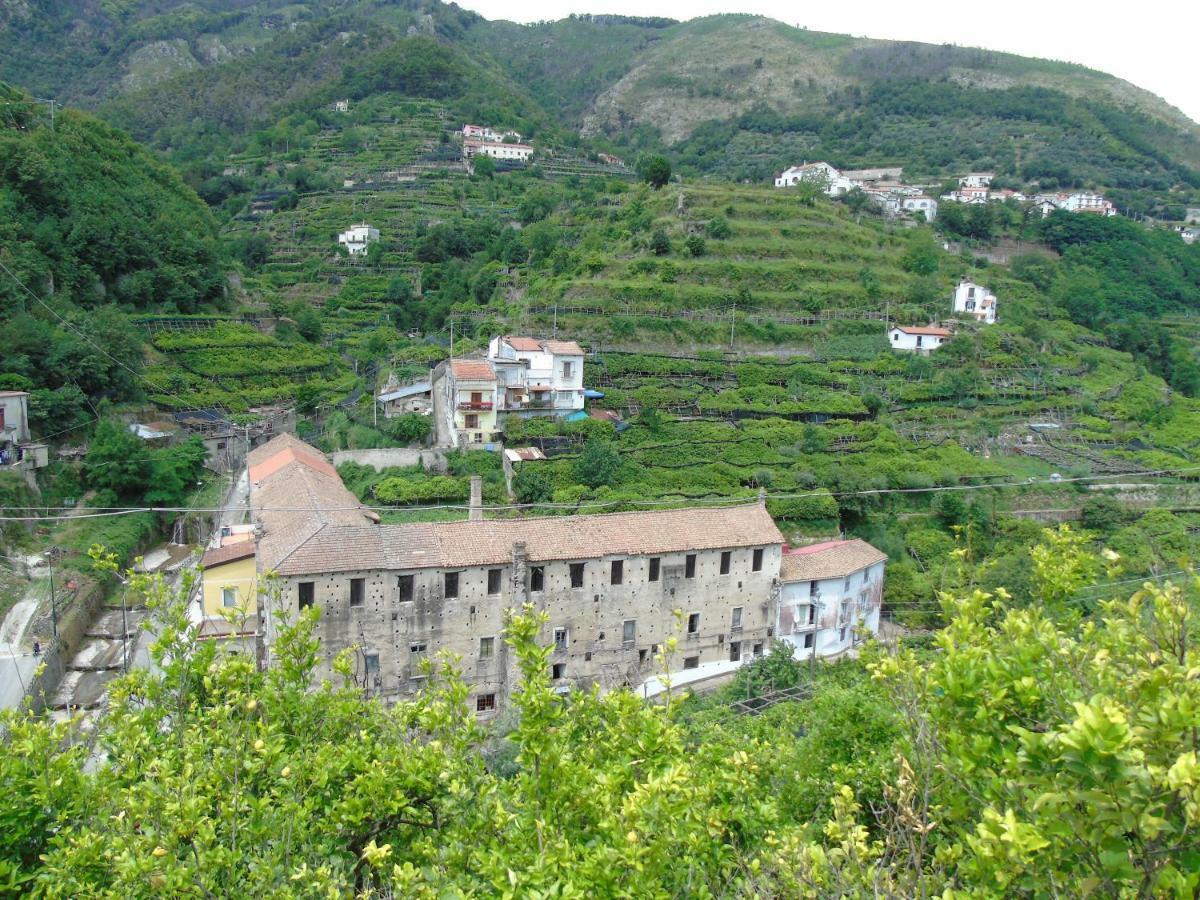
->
[201,434,886,714]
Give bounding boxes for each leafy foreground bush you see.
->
[2,548,1198,896]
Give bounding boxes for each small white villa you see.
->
[889,325,953,354]
[774,162,858,196]
[337,223,379,257]
[953,280,997,324]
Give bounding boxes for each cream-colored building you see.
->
[431,359,501,447]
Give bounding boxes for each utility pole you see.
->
[808,594,821,678]
[44,548,60,646]
[729,301,736,349]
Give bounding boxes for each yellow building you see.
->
[200,542,258,618]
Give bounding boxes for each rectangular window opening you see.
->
[487,568,502,595]
[298,581,314,610]
[551,662,566,680]
[731,607,743,630]
[729,641,741,663]
[752,548,764,572]
[570,562,585,588]
[553,627,569,651]
[398,575,414,603]
[479,636,494,659]
[349,578,365,608]
[610,559,623,585]
[622,619,636,646]
[720,551,731,575]
[648,557,660,582]
[476,693,496,712]
[530,566,545,593]
[685,554,697,578]
[444,572,459,599]
[222,587,236,608]
[687,612,700,635]
[683,656,699,670]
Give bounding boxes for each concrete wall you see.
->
[330,448,447,472]
[265,543,782,715]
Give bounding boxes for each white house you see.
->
[959,172,995,189]
[464,140,534,163]
[1181,226,1199,245]
[774,162,858,196]
[1060,192,1116,216]
[953,280,997,324]
[0,391,46,470]
[463,124,522,142]
[902,195,938,222]
[776,539,887,660]
[487,335,585,416]
[332,99,350,113]
[337,223,379,257]
[889,325,953,354]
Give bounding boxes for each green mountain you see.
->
[2,2,1197,218]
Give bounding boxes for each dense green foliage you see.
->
[1,545,1197,895]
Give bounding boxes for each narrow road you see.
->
[0,580,46,710]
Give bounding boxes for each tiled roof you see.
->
[503,336,544,352]
[450,359,497,381]
[542,340,584,355]
[893,326,953,337]
[275,503,784,576]
[779,540,888,582]
[201,543,256,568]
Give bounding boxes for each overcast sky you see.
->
[455,0,1200,124]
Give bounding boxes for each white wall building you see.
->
[337,223,379,257]
[776,540,887,660]
[1182,226,1199,245]
[488,335,585,416]
[464,140,534,163]
[889,325,953,354]
[1059,192,1116,216]
[902,195,938,222]
[959,172,995,189]
[953,280,997,324]
[774,162,858,196]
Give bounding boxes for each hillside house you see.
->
[598,153,626,167]
[1182,226,1199,245]
[378,381,432,417]
[431,359,501,447]
[953,280,997,324]
[774,162,857,196]
[1060,192,1116,216]
[332,99,350,112]
[959,172,995,189]
[902,195,938,222]
[0,391,47,471]
[776,540,887,659]
[462,124,522,142]
[464,140,534,163]
[337,223,379,256]
[488,335,585,417]
[889,325,953,354]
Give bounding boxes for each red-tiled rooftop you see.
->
[779,539,888,582]
[451,359,497,381]
[893,326,953,337]
[201,542,256,568]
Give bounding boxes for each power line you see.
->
[1,465,1198,521]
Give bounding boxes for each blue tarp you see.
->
[565,410,590,422]
[583,389,605,399]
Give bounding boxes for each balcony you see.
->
[457,400,493,410]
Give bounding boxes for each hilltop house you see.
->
[953,280,997,324]
[225,434,887,712]
[889,325,953,354]
[776,540,887,659]
[774,162,857,196]
[337,223,379,256]
[464,140,534,163]
[463,124,522,142]
[902,195,938,222]
[0,391,47,471]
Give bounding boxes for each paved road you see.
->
[0,582,45,710]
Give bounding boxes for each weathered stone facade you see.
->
[268,542,782,714]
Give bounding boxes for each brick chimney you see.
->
[469,475,483,521]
